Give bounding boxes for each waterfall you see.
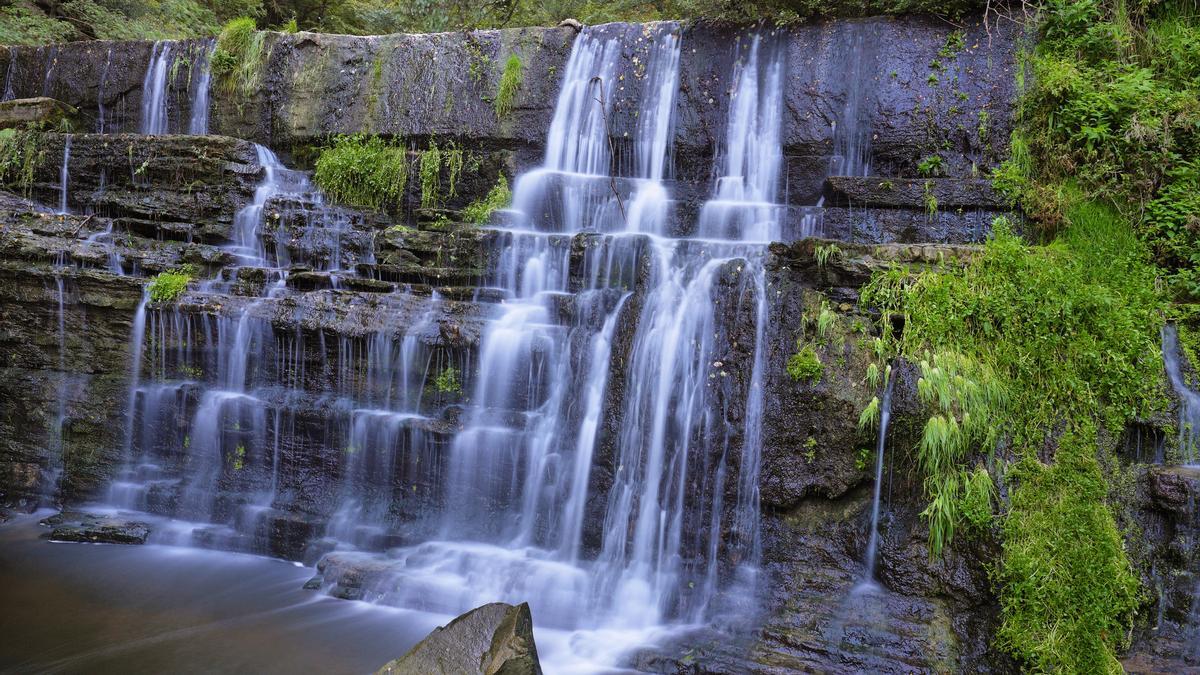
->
[1163,325,1200,466]
[830,27,876,178]
[189,40,215,135]
[57,135,71,214]
[2,47,15,102]
[857,374,894,592]
[97,47,114,133]
[41,46,57,97]
[97,22,785,670]
[141,41,174,134]
[697,34,785,242]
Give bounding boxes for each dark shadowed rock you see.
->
[375,602,542,675]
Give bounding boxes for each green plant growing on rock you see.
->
[860,204,1163,671]
[494,53,524,119]
[814,243,842,268]
[917,154,944,177]
[434,366,461,394]
[0,129,43,198]
[463,175,511,224]
[314,135,409,211]
[419,143,442,209]
[787,342,823,384]
[212,17,267,99]
[147,269,193,302]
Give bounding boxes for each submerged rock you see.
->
[375,602,542,675]
[40,511,150,545]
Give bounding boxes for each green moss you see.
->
[313,135,409,212]
[462,174,511,224]
[147,269,193,303]
[494,54,524,119]
[996,427,1138,674]
[786,343,823,383]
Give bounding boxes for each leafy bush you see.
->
[0,7,75,45]
[995,0,1199,298]
[148,269,193,302]
[313,135,410,211]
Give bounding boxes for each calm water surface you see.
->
[0,511,441,674]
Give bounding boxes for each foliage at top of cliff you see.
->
[0,0,991,45]
[995,0,1200,297]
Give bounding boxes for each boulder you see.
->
[375,602,542,675]
[0,97,78,130]
[40,510,150,544]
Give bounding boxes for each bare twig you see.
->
[590,75,627,226]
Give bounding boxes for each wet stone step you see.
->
[40,511,151,545]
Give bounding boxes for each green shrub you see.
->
[462,175,511,224]
[148,269,193,302]
[313,135,410,211]
[494,54,524,119]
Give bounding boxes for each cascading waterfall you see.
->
[41,46,56,97]
[97,47,114,133]
[188,40,215,135]
[2,47,15,102]
[57,134,71,214]
[140,41,174,135]
[98,22,785,671]
[1162,325,1200,466]
[697,34,785,242]
[830,27,876,178]
[857,374,894,592]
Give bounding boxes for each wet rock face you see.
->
[1,16,1017,182]
[1124,466,1200,669]
[375,602,542,675]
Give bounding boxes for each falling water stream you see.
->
[60,22,791,672]
[140,41,174,135]
[1163,325,1200,466]
[857,375,893,592]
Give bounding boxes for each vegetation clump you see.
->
[462,175,511,224]
[786,343,823,383]
[0,130,44,198]
[212,16,267,98]
[861,206,1161,671]
[314,135,410,212]
[494,54,524,119]
[147,268,194,302]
